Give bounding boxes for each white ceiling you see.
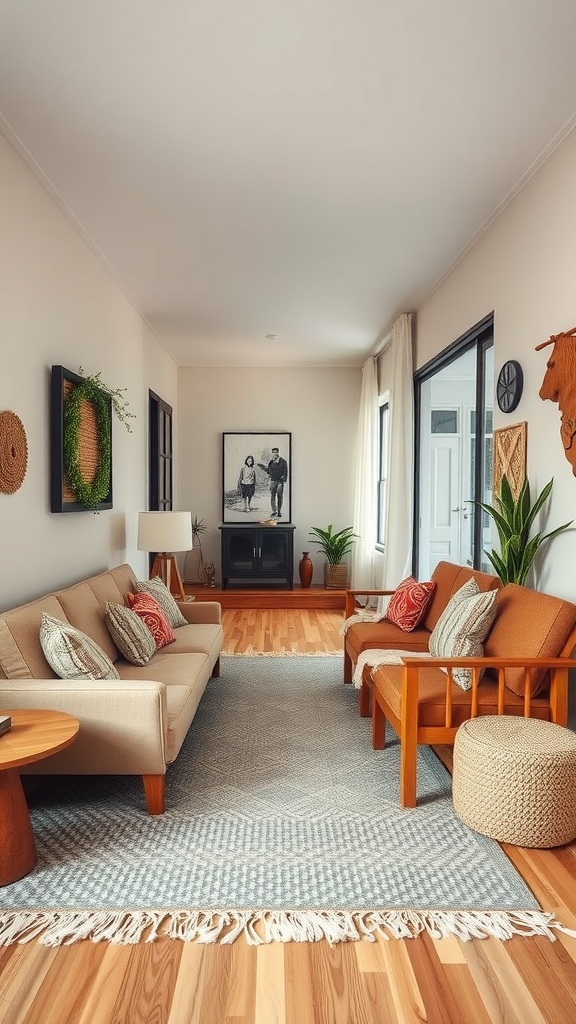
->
[2,1,576,368]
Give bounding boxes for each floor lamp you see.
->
[137,511,192,601]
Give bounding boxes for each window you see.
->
[377,399,389,546]
[431,409,458,434]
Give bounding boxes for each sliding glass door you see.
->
[414,318,494,578]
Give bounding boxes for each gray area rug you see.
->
[0,656,570,945]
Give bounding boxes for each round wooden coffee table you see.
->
[0,709,79,886]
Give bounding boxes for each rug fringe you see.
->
[1,909,574,947]
[221,649,343,657]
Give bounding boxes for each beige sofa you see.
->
[0,564,223,814]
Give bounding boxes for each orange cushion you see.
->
[372,665,551,729]
[484,584,576,696]
[346,621,431,659]
[422,562,500,632]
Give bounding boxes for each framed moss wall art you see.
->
[50,365,113,512]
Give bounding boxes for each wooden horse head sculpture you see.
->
[536,327,576,475]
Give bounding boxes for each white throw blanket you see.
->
[352,648,432,688]
[340,609,387,636]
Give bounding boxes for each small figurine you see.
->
[203,561,216,587]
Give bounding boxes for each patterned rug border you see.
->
[1,908,575,947]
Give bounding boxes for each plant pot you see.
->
[183,547,203,584]
[324,562,348,589]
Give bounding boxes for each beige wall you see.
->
[0,125,359,607]
[177,367,361,582]
[415,128,576,599]
[10,106,575,606]
[0,132,178,610]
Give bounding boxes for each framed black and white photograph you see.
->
[222,432,291,523]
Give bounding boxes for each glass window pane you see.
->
[431,410,458,433]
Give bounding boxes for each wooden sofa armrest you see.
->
[372,653,576,808]
[344,589,395,618]
[388,654,576,726]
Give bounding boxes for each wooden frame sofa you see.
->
[344,563,576,807]
[344,561,501,714]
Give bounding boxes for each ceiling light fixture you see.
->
[265,334,279,341]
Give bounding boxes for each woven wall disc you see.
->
[0,410,29,494]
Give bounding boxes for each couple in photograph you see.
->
[238,448,288,516]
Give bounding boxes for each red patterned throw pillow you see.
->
[386,576,436,632]
[126,591,175,649]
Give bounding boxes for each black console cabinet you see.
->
[219,524,296,589]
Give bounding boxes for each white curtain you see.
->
[351,356,379,588]
[380,312,414,589]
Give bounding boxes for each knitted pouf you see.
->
[453,716,576,848]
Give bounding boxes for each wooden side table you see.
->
[0,709,79,886]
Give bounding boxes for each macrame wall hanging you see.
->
[492,421,527,500]
[0,410,28,494]
[536,326,576,475]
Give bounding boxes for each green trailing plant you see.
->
[308,524,358,565]
[77,367,135,433]
[471,474,572,586]
[63,377,111,507]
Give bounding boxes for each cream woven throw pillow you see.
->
[105,602,156,666]
[428,578,497,690]
[40,613,119,680]
[134,577,187,628]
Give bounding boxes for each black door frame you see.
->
[412,314,494,576]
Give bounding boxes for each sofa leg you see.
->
[142,774,165,814]
[359,679,371,717]
[399,733,417,808]
[211,657,220,679]
[344,649,352,684]
[372,698,386,749]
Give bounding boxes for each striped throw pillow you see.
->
[429,579,497,690]
[105,602,156,666]
[40,613,119,680]
[134,577,187,628]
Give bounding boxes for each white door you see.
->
[427,434,462,576]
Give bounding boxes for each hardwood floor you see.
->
[1,607,575,1024]
[221,607,344,655]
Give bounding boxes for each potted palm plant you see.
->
[308,524,357,589]
[471,474,572,585]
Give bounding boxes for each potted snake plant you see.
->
[471,474,572,585]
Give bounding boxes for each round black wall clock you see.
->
[496,360,523,413]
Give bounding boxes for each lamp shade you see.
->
[137,511,192,553]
